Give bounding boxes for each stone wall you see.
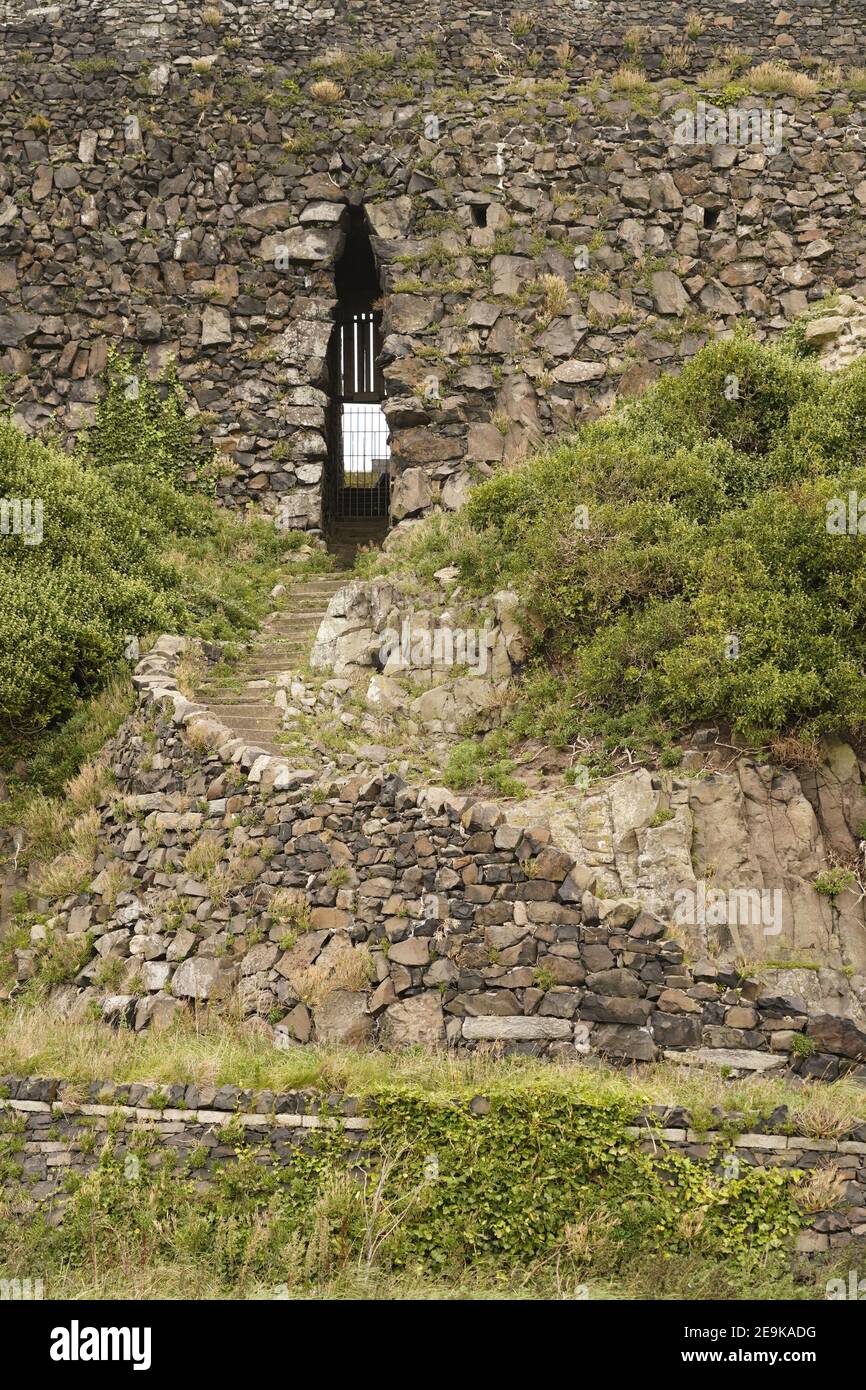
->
[3,1,866,66]
[2,0,866,528]
[13,633,866,1078]
[2,1071,865,1254]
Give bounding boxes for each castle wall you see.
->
[2,0,865,529]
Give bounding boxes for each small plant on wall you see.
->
[82,349,215,492]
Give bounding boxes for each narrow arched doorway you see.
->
[325,204,390,558]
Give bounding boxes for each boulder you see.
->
[390,467,434,520]
[313,990,372,1046]
[172,956,237,1001]
[380,992,445,1046]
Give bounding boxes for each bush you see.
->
[0,410,328,744]
[405,337,866,749]
[0,420,191,732]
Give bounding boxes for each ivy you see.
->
[0,1088,804,1294]
[82,348,214,492]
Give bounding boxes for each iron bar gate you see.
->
[325,308,390,523]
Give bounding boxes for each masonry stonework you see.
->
[2,1,866,531]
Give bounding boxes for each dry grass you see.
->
[769,736,824,769]
[33,810,101,900]
[793,1162,847,1213]
[174,647,207,699]
[309,79,343,105]
[184,832,225,879]
[553,40,573,70]
[287,942,374,1007]
[185,719,224,754]
[748,61,819,98]
[269,887,311,930]
[207,853,258,907]
[697,63,733,90]
[790,1088,862,1140]
[535,273,569,322]
[98,861,131,913]
[20,794,66,863]
[662,43,695,74]
[66,761,113,813]
[685,8,704,40]
[610,64,650,93]
[509,11,535,37]
[201,5,221,26]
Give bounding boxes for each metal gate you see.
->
[325,308,390,522]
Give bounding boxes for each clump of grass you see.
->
[535,273,569,323]
[175,647,207,699]
[748,61,818,98]
[662,43,694,74]
[207,853,258,908]
[793,1163,847,1213]
[66,761,113,814]
[201,5,221,26]
[509,11,535,37]
[287,943,374,1007]
[185,719,224,755]
[184,832,225,879]
[610,64,650,94]
[309,79,343,104]
[98,861,131,913]
[685,9,704,40]
[270,888,311,931]
[33,810,101,900]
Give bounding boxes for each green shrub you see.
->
[0,407,329,746]
[404,337,866,750]
[814,867,856,898]
[0,420,190,732]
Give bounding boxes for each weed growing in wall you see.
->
[83,349,213,492]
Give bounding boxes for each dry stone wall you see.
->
[2,0,866,527]
[3,1071,866,1254]
[15,633,866,1080]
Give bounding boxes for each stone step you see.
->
[195,693,274,706]
[199,704,279,722]
[268,618,327,633]
[277,592,338,605]
[289,579,351,593]
[192,568,355,748]
[247,642,308,657]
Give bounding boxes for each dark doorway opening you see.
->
[325,205,390,554]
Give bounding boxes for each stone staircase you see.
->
[194,571,352,756]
